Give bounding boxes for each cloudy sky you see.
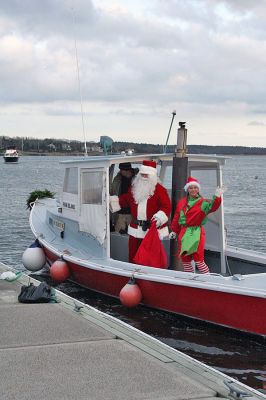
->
[1,0,266,147]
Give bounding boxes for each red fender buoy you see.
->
[50,259,70,283]
[119,277,142,308]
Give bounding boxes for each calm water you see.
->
[0,155,265,392]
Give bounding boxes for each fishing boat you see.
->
[26,125,266,338]
[3,148,19,163]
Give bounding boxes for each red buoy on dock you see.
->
[119,277,142,308]
[50,259,70,283]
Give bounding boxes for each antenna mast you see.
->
[163,110,176,153]
[72,10,87,156]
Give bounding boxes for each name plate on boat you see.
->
[63,201,75,210]
[50,218,65,231]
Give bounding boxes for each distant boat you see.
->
[3,149,19,163]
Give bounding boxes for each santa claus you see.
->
[110,160,171,263]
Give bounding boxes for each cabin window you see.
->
[63,167,78,194]
[81,171,103,205]
[161,165,172,189]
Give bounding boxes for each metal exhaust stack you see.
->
[169,122,188,270]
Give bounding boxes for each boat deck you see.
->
[0,262,264,400]
[30,199,266,298]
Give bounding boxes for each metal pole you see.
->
[72,9,88,156]
[217,165,227,274]
[163,110,176,153]
[169,122,188,270]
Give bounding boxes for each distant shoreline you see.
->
[1,140,266,156]
[1,150,266,157]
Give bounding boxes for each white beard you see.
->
[132,174,158,204]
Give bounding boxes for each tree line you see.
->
[1,135,266,155]
[114,141,266,155]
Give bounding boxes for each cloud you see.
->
[248,121,266,126]
[0,0,266,145]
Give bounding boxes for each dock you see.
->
[0,262,264,400]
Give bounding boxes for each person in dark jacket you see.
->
[110,162,138,233]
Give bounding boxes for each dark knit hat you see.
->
[119,162,132,170]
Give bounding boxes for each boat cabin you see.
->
[3,148,19,163]
[59,153,228,273]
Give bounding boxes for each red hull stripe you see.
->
[44,248,266,337]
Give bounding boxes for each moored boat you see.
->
[26,125,266,337]
[4,148,19,163]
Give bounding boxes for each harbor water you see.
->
[0,155,265,392]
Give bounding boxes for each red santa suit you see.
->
[110,161,171,263]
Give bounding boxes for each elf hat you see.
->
[139,160,157,175]
[184,176,201,192]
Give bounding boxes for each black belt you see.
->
[132,219,151,231]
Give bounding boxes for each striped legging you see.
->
[182,259,209,274]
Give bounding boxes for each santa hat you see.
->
[184,176,201,192]
[139,160,157,175]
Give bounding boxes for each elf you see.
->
[170,177,226,273]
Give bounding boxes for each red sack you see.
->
[133,222,167,269]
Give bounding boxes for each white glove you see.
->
[169,232,177,239]
[215,185,227,197]
[109,195,121,213]
[151,215,161,228]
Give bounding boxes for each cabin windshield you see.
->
[79,168,107,245]
[81,171,103,204]
[63,167,78,194]
[62,167,79,217]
